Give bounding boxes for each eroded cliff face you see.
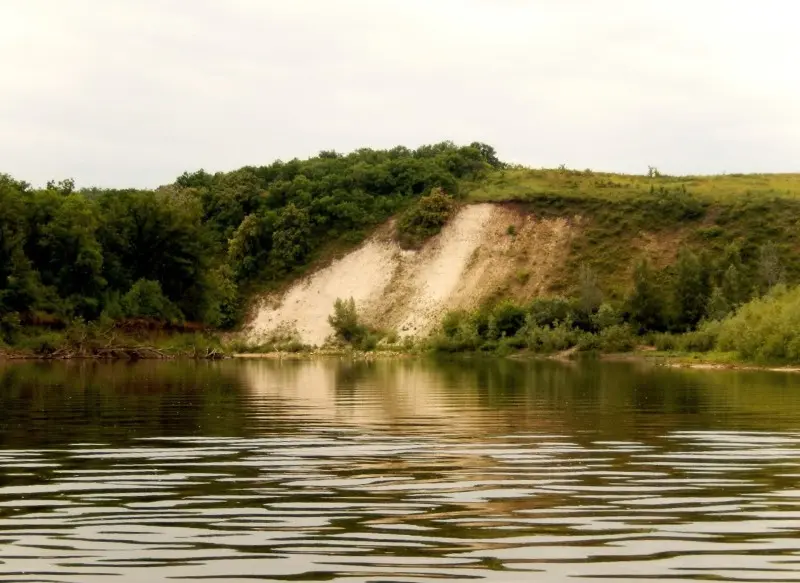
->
[244,203,578,346]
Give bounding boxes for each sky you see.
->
[1,0,798,188]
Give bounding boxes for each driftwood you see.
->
[29,346,227,361]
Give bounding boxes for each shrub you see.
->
[17,331,64,355]
[328,297,364,343]
[597,324,636,353]
[121,279,183,323]
[715,285,800,361]
[591,303,622,331]
[395,188,456,249]
[678,321,720,352]
[491,301,527,338]
[576,331,602,352]
[653,333,680,352]
[431,312,482,352]
[0,312,22,344]
[524,322,577,353]
[526,297,573,328]
[327,297,386,351]
[441,310,468,338]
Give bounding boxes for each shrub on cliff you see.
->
[395,188,456,249]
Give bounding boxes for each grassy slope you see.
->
[465,168,800,299]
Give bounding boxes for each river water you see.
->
[1,358,800,582]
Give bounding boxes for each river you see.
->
[1,358,800,582]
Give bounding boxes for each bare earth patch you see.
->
[244,203,580,346]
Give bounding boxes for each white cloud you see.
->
[0,0,798,187]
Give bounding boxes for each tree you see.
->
[395,188,456,248]
[628,259,668,333]
[721,263,749,307]
[228,213,274,280]
[578,263,603,314]
[469,142,503,169]
[706,286,731,321]
[271,204,312,269]
[121,279,183,323]
[328,297,363,343]
[672,249,711,330]
[38,194,106,316]
[758,241,784,291]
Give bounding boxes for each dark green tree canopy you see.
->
[0,142,496,334]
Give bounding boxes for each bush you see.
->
[16,331,64,355]
[679,321,720,352]
[591,303,622,331]
[328,297,364,342]
[431,311,482,352]
[0,312,22,344]
[597,324,636,353]
[524,322,577,353]
[491,301,527,338]
[653,333,680,352]
[327,297,386,351]
[526,297,574,328]
[715,285,800,361]
[395,188,456,248]
[121,279,183,323]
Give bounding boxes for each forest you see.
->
[0,142,499,348]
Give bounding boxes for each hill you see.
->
[244,165,800,349]
[3,144,800,360]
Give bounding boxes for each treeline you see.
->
[433,241,788,356]
[0,142,500,345]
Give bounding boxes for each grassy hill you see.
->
[464,167,800,299]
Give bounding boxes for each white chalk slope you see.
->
[245,203,574,346]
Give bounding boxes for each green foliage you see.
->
[705,287,731,321]
[596,324,637,353]
[0,142,490,339]
[758,241,784,291]
[671,249,711,330]
[628,259,668,333]
[120,279,183,323]
[432,296,633,355]
[0,312,22,344]
[523,321,578,353]
[721,263,750,308]
[395,188,457,248]
[491,301,527,338]
[328,297,361,343]
[271,203,312,271]
[591,303,622,331]
[327,297,385,351]
[526,297,573,328]
[715,285,800,362]
[578,263,603,313]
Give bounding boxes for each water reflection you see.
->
[1,358,800,581]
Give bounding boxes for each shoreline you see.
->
[4,347,800,374]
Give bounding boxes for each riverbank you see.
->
[639,351,800,373]
[6,337,800,374]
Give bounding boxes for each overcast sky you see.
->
[1,0,798,188]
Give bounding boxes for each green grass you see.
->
[464,168,800,298]
[466,167,800,203]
